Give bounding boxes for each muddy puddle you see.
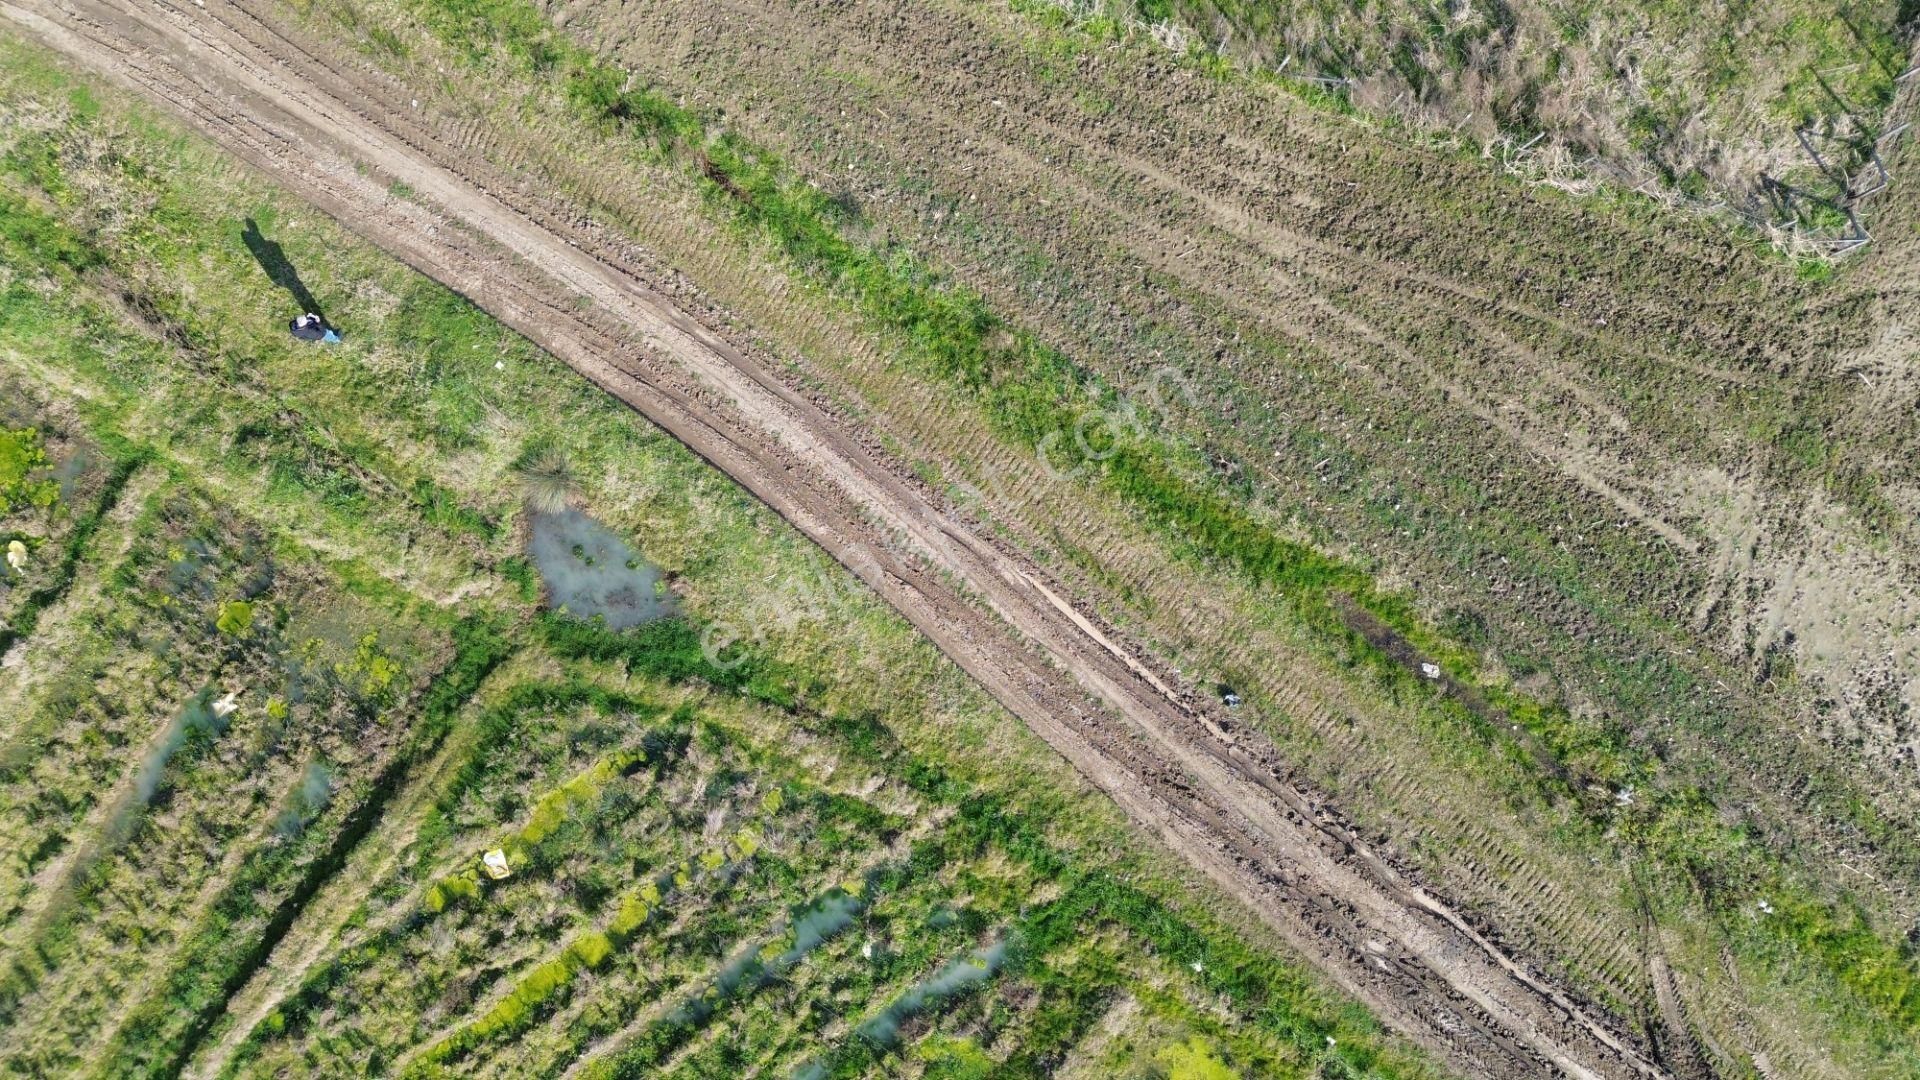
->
[526,510,673,629]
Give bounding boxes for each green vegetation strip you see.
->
[0,448,145,658]
[380,0,1920,1041]
[413,871,678,1071]
[420,740,669,915]
[579,883,878,1079]
[220,681,681,1065]
[543,617,1432,1079]
[225,668,906,1076]
[96,616,514,1079]
[0,426,59,515]
[0,231,151,657]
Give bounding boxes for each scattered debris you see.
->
[211,689,241,718]
[482,849,512,880]
[1419,662,1441,680]
[5,540,25,573]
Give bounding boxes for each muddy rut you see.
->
[0,1,1668,1076]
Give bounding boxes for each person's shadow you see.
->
[241,217,325,323]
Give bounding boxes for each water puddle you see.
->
[526,510,673,629]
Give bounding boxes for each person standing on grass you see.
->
[289,312,341,344]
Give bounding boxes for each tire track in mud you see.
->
[835,360,1659,1012]
[581,0,1920,779]
[566,0,1920,918]
[331,0,1708,600]
[574,6,1828,828]
[888,86,1707,555]
[529,0,1700,1020]
[247,27,1674,1068]
[604,0,1716,556]
[0,2,1667,1076]
[591,0,1781,380]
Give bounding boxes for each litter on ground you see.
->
[483,849,512,880]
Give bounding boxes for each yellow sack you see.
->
[482,849,512,880]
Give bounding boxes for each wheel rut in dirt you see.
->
[0,2,1670,1076]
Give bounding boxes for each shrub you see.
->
[0,427,57,514]
[514,443,575,514]
[214,599,254,636]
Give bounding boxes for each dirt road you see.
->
[0,1,1670,1075]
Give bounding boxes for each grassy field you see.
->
[1090,0,1914,212]
[0,34,1448,1078]
[238,0,1920,1073]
